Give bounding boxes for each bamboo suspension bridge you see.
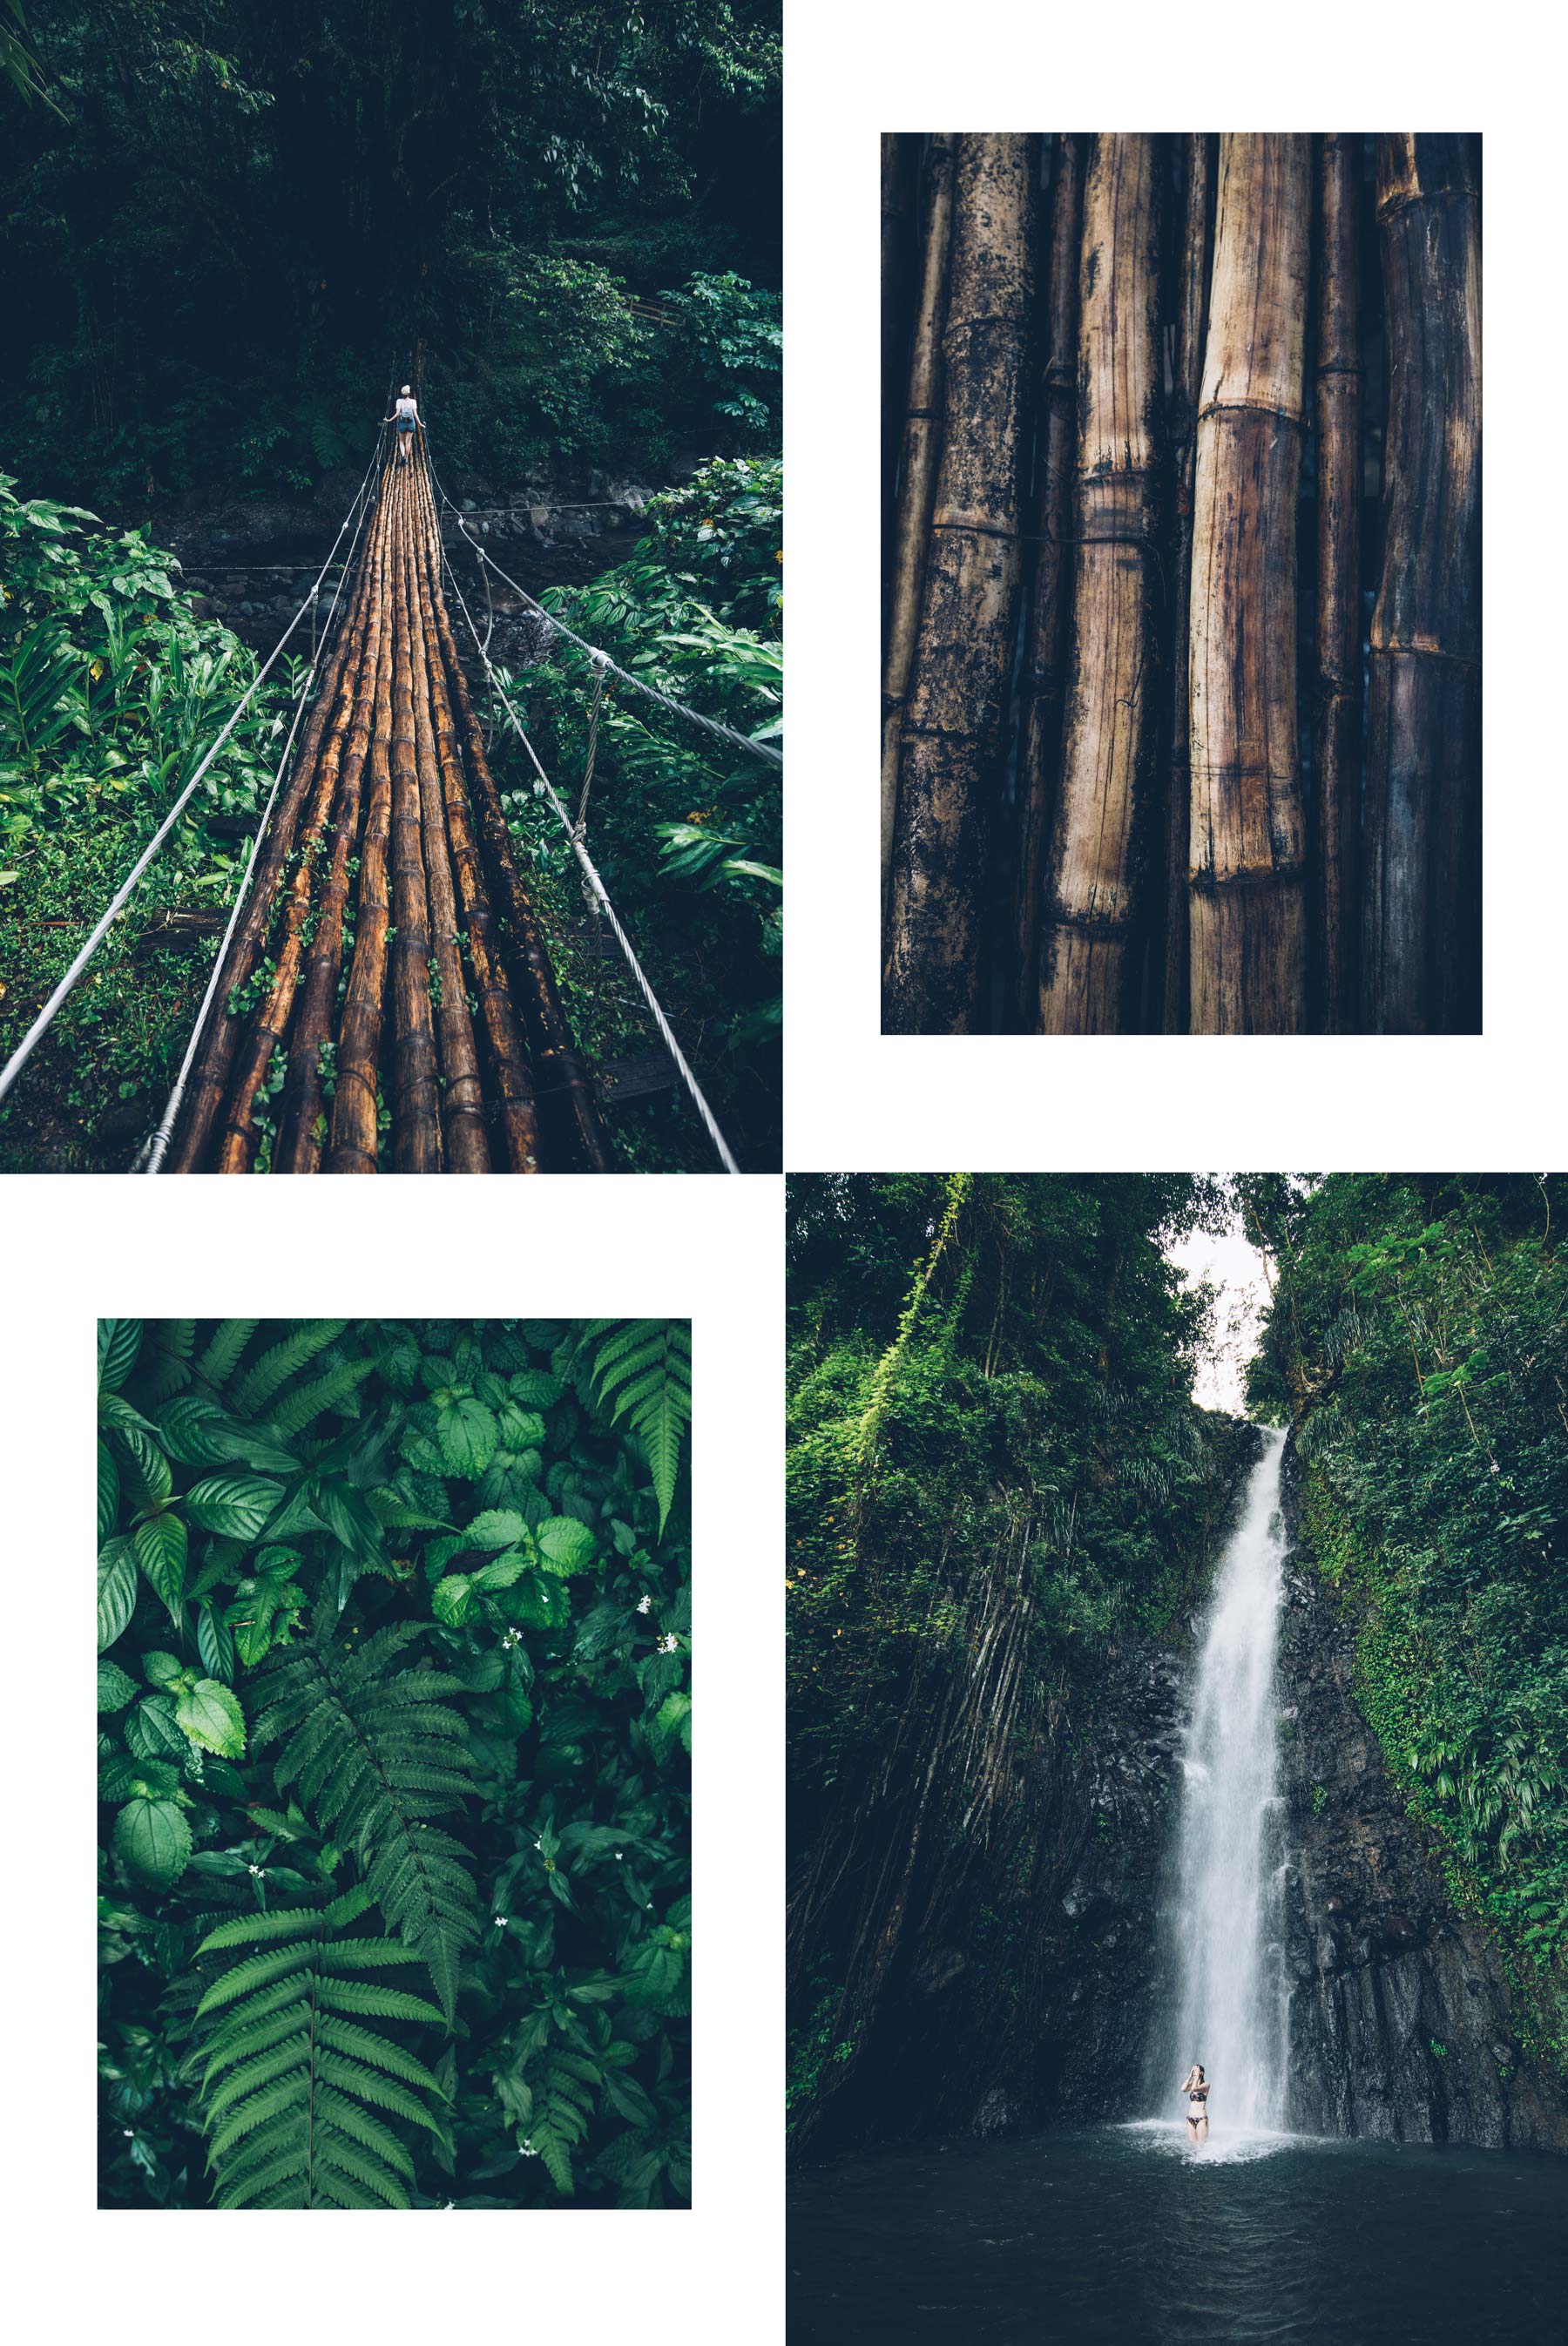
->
[0,424,774,1173]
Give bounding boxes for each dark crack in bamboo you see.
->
[1188,134,1311,1034]
[883,132,1035,1034]
[1160,132,1215,1034]
[1362,134,1481,1035]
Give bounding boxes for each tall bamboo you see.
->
[1362,134,1481,1033]
[409,474,543,1173]
[882,134,922,536]
[1036,135,1159,1032]
[880,132,956,920]
[213,482,386,1171]
[327,471,402,1173]
[1159,133,1215,1034]
[882,132,1034,1034]
[1011,133,1085,1028]
[166,470,382,1169]
[1187,134,1311,1034]
[386,466,443,1170]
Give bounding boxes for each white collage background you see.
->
[2,1,1557,2336]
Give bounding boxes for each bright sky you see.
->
[1166,1202,1272,1414]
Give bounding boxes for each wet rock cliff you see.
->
[1275,1440,1568,2151]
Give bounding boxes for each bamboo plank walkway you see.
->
[166,441,611,1173]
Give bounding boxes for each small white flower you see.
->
[123,2128,133,2138]
[614,1850,624,1862]
[636,1595,652,1614]
[247,1863,261,1876]
[533,1838,543,1850]
[494,1912,508,1927]
[657,1633,679,1653]
[519,2139,538,2158]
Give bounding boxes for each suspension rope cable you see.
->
[137,456,381,1173]
[424,443,782,772]
[435,531,741,1176]
[576,652,608,839]
[0,438,383,1113]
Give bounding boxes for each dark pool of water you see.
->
[788,2121,1568,2346]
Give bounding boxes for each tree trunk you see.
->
[883,133,1034,1034]
[387,464,443,1171]
[1160,133,1215,1033]
[881,132,956,922]
[881,135,922,541]
[1011,133,1084,1028]
[1037,134,1159,1033]
[1362,134,1481,1033]
[1188,134,1311,1033]
[1313,135,1363,1034]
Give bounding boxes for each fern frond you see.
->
[270,1354,377,1441]
[144,1319,197,1405]
[230,1321,348,1420]
[189,1898,444,2209]
[252,1623,480,2019]
[571,1319,691,1533]
[196,1319,260,1391]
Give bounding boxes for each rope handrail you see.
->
[138,461,380,1173]
[435,528,742,1176]
[0,437,383,1112]
[425,445,783,772]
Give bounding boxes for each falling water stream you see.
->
[1165,1423,1292,2141]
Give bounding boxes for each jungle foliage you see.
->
[493,455,781,1170]
[1245,1174,1568,2072]
[98,1317,692,2208]
[0,477,290,1169]
[786,1174,1254,2140]
[3,1,781,504]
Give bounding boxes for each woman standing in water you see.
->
[1182,2064,1210,2144]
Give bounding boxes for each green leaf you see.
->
[98,1318,144,1395]
[431,1575,476,1627]
[183,1474,284,1538]
[509,1370,563,1408]
[98,1659,138,1711]
[98,1438,119,1545]
[115,1424,172,1511]
[114,1796,192,1887]
[177,1678,247,1758]
[98,1538,138,1653]
[461,1509,529,1551]
[537,1515,597,1575]
[473,1549,531,1592]
[651,1690,693,1760]
[499,1569,571,1632]
[126,1694,191,1766]
[134,1512,187,1613]
[141,1649,184,1687]
[197,1603,236,1684]
[436,1396,498,1477]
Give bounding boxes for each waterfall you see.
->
[1166,1425,1292,2137]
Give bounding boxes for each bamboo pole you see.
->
[165,467,382,1169]
[386,464,443,1170]
[1188,134,1311,1034]
[409,474,544,1173]
[327,470,401,1173]
[421,482,613,1171]
[1037,135,1159,1033]
[212,482,386,1171]
[1159,133,1215,1034]
[1011,133,1085,1029]
[882,135,922,537]
[272,461,395,1173]
[880,132,956,921]
[1312,135,1362,1035]
[1362,134,1481,1033]
[399,486,490,1169]
[882,132,1035,1034]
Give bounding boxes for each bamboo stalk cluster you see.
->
[167,441,612,1173]
[881,132,1482,1036]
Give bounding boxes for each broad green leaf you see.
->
[134,1512,187,1613]
[197,1603,236,1685]
[508,1370,562,1409]
[183,1473,283,1538]
[113,1795,192,1887]
[115,1425,172,1511]
[537,1515,597,1575]
[98,1659,138,1711]
[141,1649,184,1687]
[652,1690,693,1760]
[498,1568,571,1632]
[431,1574,476,1627]
[498,1404,547,1450]
[98,1538,137,1652]
[126,1694,191,1765]
[176,1678,247,1758]
[436,1396,498,1477]
[98,1438,119,1544]
[473,1548,531,1592]
[315,1478,384,1565]
[461,1510,528,1552]
[98,1318,144,1395]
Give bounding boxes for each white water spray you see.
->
[1167,1426,1292,2138]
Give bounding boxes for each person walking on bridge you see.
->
[385,385,420,464]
